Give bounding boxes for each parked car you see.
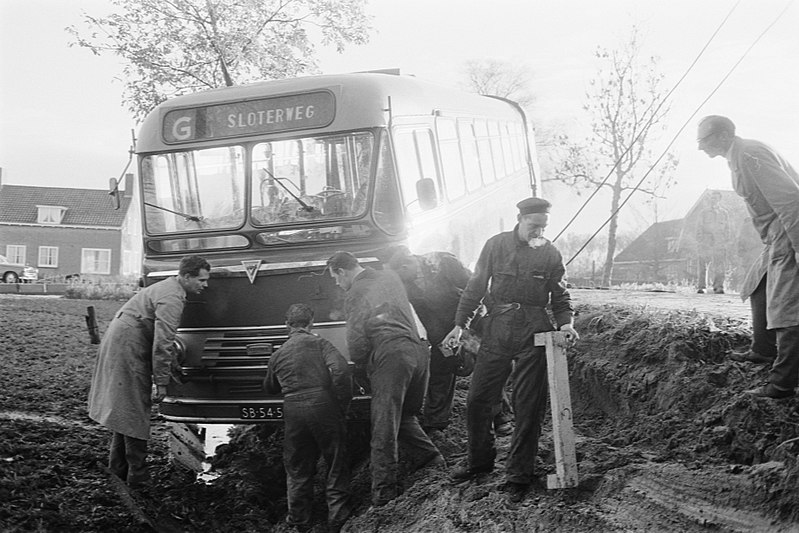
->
[0,255,38,283]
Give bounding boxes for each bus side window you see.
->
[436,117,466,201]
[394,128,441,213]
[457,120,482,192]
[416,178,437,210]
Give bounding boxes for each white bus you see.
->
[128,71,538,425]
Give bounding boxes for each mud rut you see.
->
[3,292,799,532]
[189,291,799,533]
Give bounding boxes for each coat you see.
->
[344,267,423,367]
[88,276,186,439]
[729,136,799,328]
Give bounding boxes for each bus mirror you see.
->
[416,178,438,210]
[108,178,121,210]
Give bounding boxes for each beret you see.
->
[516,197,551,215]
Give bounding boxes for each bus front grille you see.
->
[200,328,289,368]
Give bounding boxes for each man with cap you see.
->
[697,115,799,399]
[442,197,578,502]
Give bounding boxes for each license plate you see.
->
[239,405,284,420]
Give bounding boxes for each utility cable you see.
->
[552,0,741,243]
[564,0,794,267]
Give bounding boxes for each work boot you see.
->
[451,463,494,482]
[425,453,447,469]
[502,481,530,503]
[729,349,775,364]
[744,383,795,399]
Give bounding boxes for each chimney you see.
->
[124,173,134,198]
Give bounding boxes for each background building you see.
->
[612,189,762,291]
[0,172,141,282]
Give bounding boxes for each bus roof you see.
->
[136,72,529,153]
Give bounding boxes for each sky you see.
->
[1,0,798,239]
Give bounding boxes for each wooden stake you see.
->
[535,331,579,489]
[85,306,100,344]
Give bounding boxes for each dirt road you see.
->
[571,287,751,321]
[3,292,798,533]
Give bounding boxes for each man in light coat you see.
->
[698,115,799,399]
[88,255,211,485]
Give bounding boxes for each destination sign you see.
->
[162,90,335,143]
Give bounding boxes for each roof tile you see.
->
[0,185,132,227]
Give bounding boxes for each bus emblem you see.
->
[241,260,262,284]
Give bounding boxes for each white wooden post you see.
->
[534,331,579,489]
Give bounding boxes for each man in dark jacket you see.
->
[327,251,443,507]
[443,197,578,503]
[264,304,352,533]
[88,255,210,487]
[386,247,471,434]
[697,115,799,399]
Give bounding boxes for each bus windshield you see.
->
[251,132,372,225]
[141,132,374,235]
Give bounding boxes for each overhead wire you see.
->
[551,0,743,244]
[564,0,794,267]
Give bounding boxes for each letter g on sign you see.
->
[172,116,193,141]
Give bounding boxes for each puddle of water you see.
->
[197,424,233,484]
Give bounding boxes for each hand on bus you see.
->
[443,325,463,349]
[559,323,579,344]
[152,384,168,403]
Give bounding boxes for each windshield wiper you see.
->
[261,168,315,212]
[144,202,204,222]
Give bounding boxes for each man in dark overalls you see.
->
[327,251,443,507]
[386,247,471,435]
[264,304,352,533]
[443,197,578,503]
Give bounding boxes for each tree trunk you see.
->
[601,186,622,286]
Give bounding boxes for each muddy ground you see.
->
[2,290,799,532]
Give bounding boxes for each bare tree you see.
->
[460,58,566,186]
[551,27,678,286]
[67,0,373,121]
[556,230,636,286]
[461,59,535,109]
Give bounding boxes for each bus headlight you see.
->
[172,338,187,365]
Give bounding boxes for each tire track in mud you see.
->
[597,463,796,532]
[0,410,99,432]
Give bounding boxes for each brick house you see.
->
[0,173,141,281]
[612,189,762,291]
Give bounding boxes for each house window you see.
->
[6,245,25,265]
[38,247,59,267]
[666,238,678,254]
[36,206,67,224]
[81,249,111,275]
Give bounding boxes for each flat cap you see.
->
[516,197,551,216]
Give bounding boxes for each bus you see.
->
[126,71,538,431]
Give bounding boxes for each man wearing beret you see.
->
[697,115,799,399]
[443,197,578,502]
